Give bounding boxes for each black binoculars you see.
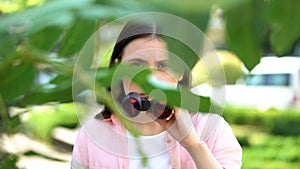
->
[121,92,174,120]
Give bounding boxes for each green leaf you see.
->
[24,103,82,141]
[28,26,63,51]
[0,62,36,102]
[164,36,200,70]
[94,65,218,113]
[151,0,217,12]
[0,0,93,36]
[58,19,98,56]
[0,151,18,169]
[131,69,215,113]
[8,114,22,134]
[224,0,267,71]
[147,0,212,31]
[20,75,72,106]
[0,33,18,58]
[24,150,66,162]
[268,0,300,55]
[105,0,212,31]
[78,5,133,19]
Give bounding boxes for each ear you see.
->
[177,71,191,87]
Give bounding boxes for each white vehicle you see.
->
[225,56,300,109]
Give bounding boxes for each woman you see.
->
[72,21,242,169]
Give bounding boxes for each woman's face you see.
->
[121,37,182,95]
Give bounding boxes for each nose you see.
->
[150,69,178,88]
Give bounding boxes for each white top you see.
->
[126,130,172,169]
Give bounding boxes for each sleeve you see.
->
[195,114,242,169]
[71,128,89,169]
[208,116,242,169]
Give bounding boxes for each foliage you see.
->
[240,135,300,169]
[192,50,244,86]
[0,0,45,13]
[232,120,300,169]
[23,103,85,141]
[0,0,298,115]
[224,105,300,136]
[0,0,300,167]
[0,150,19,169]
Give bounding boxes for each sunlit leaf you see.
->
[0,0,45,13]
[24,103,83,141]
[0,0,93,36]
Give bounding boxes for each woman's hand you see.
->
[149,108,202,148]
[148,109,222,169]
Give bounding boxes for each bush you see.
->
[236,136,250,147]
[223,106,266,125]
[242,135,300,168]
[224,106,300,136]
[265,111,300,136]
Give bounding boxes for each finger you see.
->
[166,109,196,140]
[145,111,176,129]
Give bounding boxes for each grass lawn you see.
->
[231,124,300,169]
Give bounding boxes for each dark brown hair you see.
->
[95,21,191,120]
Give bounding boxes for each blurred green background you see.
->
[0,0,300,168]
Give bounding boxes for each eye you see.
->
[130,61,146,67]
[131,62,141,66]
[157,62,169,70]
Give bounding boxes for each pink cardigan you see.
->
[71,113,242,169]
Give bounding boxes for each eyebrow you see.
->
[126,58,169,64]
[126,58,148,64]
